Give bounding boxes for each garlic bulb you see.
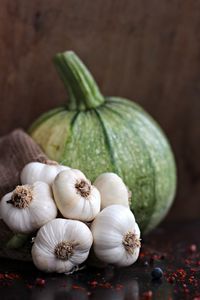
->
[20,161,70,185]
[32,218,93,273]
[52,169,101,221]
[0,182,57,233]
[94,172,130,209]
[91,205,141,266]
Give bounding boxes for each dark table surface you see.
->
[0,220,200,300]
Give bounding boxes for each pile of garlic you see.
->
[0,161,141,273]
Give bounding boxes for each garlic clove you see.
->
[52,169,101,221]
[91,204,141,266]
[92,204,135,238]
[116,222,141,267]
[32,218,93,273]
[20,162,70,185]
[0,182,57,233]
[93,173,129,209]
[70,168,86,178]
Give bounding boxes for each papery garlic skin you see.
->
[91,205,141,266]
[32,218,93,273]
[0,182,57,233]
[20,162,70,185]
[52,169,101,221]
[94,173,129,209]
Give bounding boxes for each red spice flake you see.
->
[193,297,200,300]
[26,284,33,289]
[98,282,113,289]
[153,254,160,260]
[176,268,187,279]
[139,252,145,258]
[184,259,190,265]
[105,282,112,289]
[115,283,124,291]
[190,268,198,277]
[7,273,20,279]
[115,283,123,290]
[0,273,21,280]
[167,276,175,284]
[142,290,153,299]
[89,280,98,287]
[35,278,46,287]
[72,284,81,289]
[189,244,197,253]
[189,278,194,284]
[149,254,159,264]
[72,284,85,291]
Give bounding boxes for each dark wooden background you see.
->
[0,0,199,221]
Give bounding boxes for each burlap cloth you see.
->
[0,129,48,261]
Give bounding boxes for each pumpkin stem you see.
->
[54,51,105,110]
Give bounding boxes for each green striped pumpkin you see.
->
[29,51,176,233]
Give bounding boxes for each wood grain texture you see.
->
[0,0,199,221]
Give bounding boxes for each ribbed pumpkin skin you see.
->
[30,96,176,233]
